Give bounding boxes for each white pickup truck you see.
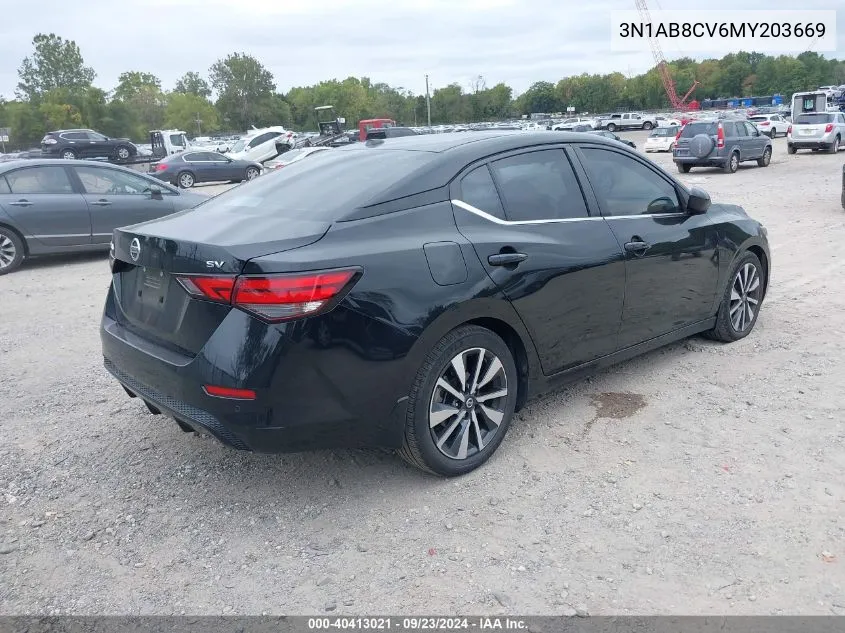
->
[595,112,657,132]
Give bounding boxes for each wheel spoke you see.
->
[747,296,759,306]
[471,409,485,451]
[476,388,507,403]
[450,352,467,391]
[455,418,471,460]
[730,288,741,302]
[479,403,504,426]
[436,411,466,449]
[430,403,461,428]
[469,348,485,394]
[747,276,760,293]
[477,357,503,390]
[435,377,464,403]
[730,301,742,316]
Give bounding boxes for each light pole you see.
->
[425,74,432,127]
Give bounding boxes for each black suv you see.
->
[41,129,137,162]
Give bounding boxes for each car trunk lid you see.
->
[110,214,330,355]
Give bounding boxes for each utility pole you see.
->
[425,74,432,127]
[194,113,202,136]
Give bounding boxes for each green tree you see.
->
[210,53,277,130]
[17,33,95,100]
[516,81,560,115]
[174,72,211,99]
[165,92,219,135]
[113,71,162,101]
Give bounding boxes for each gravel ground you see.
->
[1,131,844,616]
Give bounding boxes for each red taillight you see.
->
[787,125,792,135]
[233,270,357,321]
[154,163,168,171]
[675,127,683,142]
[716,124,725,149]
[203,385,256,400]
[176,269,359,322]
[759,121,770,126]
[176,275,236,303]
[824,123,834,133]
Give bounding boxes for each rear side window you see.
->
[6,166,74,194]
[459,165,505,219]
[490,149,588,221]
[197,149,436,221]
[680,122,717,138]
[61,132,87,141]
[795,113,834,124]
[722,121,737,137]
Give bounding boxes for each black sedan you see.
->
[102,132,770,476]
[0,159,207,274]
[150,151,262,188]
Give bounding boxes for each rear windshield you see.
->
[680,122,717,138]
[650,127,676,137]
[795,113,834,124]
[748,116,768,122]
[195,148,435,221]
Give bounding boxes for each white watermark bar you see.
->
[610,10,838,53]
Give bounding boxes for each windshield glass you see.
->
[795,113,834,124]
[195,148,436,221]
[230,139,247,153]
[680,122,717,138]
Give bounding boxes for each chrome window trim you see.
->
[451,199,687,224]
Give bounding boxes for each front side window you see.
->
[459,165,505,220]
[86,131,108,141]
[6,167,74,194]
[75,166,156,195]
[490,149,588,221]
[579,147,680,217]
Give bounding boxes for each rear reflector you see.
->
[175,268,360,322]
[203,385,256,400]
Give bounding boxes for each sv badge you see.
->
[206,260,224,269]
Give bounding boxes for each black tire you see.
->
[0,226,25,275]
[769,128,777,138]
[704,251,765,343]
[61,149,77,160]
[677,163,691,173]
[115,145,132,161]
[723,151,739,173]
[787,144,797,155]
[757,146,772,167]
[642,121,653,130]
[244,166,260,181]
[829,136,840,154]
[177,171,195,189]
[605,123,616,132]
[398,325,518,477]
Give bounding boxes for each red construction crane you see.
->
[634,0,699,110]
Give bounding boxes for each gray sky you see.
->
[0,0,842,100]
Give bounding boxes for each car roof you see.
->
[0,158,155,174]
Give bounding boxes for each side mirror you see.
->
[686,187,711,214]
[149,186,163,200]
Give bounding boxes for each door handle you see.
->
[90,199,112,206]
[8,200,32,207]
[624,240,650,253]
[488,252,528,266]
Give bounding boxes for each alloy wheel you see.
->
[117,147,130,160]
[179,173,194,188]
[731,154,739,171]
[729,262,761,332]
[246,168,259,180]
[62,150,76,160]
[0,234,16,269]
[428,347,508,461]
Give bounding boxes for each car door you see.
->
[0,165,91,247]
[181,152,210,183]
[71,165,175,243]
[207,152,240,181]
[59,131,89,157]
[450,147,626,375]
[573,144,718,348]
[84,131,111,159]
[741,121,767,158]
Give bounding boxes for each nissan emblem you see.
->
[129,238,141,262]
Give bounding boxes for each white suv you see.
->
[748,114,788,138]
[787,111,845,154]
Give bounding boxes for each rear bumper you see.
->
[788,138,835,149]
[673,154,727,166]
[100,291,412,453]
